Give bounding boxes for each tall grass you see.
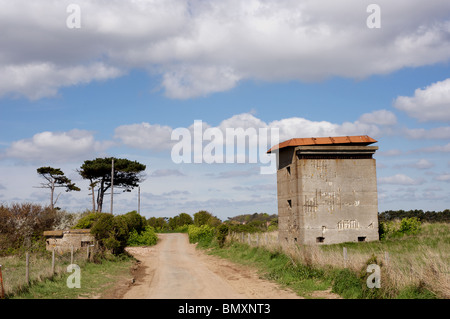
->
[225,222,449,299]
[0,250,88,297]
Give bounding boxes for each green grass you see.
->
[4,254,133,299]
[196,222,449,299]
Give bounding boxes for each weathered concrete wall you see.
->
[44,229,96,253]
[277,145,379,245]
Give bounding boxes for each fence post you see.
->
[89,245,94,262]
[0,264,5,299]
[247,233,251,245]
[343,247,348,268]
[26,252,30,285]
[51,248,55,275]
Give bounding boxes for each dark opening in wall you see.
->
[358,236,366,242]
[81,241,93,247]
[316,237,325,243]
[286,166,291,175]
[287,199,292,208]
[297,154,373,160]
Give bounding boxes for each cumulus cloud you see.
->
[415,142,450,153]
[116,110,392,155]
[433,173,450,182]
[4,129,109,162]
[1,0,450,99]
[0,62,122,100]
[358,110,397,126]
[378,174,425,185]
[403,126,450,139]
[408,159,435,169]
[394,78,450,122]
[114,123,173,150]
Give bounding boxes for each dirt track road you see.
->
[121,233,302,299]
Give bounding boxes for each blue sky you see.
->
[0,0,449,220]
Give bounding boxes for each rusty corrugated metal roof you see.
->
[267,135,377,153]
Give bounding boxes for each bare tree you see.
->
[36,166,80,210]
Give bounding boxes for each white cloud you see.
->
[408,159,435,169]
[0,62,122,100]
[4,129,109,162]
[403,126,450,139]
[114,122,173,151]
[394,78,450,122]
[358,110,397,126]
[378,174,425,185]
[415,142,450,153]
[161,65,242,99]
[1,0,450,99]
[433,173,450,182]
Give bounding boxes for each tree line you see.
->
[378,209,450,223]
[36,157,146,212]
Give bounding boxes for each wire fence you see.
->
[0,245,95,298]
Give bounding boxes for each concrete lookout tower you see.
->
[268,135,379,245]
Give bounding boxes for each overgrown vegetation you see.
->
[1,202,449,299]
[187,218,448,299]
[74,210,152,255]
[379,217,422,240]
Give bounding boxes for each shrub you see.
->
[0,203,57,255]
[398,217,421,235]
[379,217,422,240]
[188,224,215,245]
[127,226,158,246]
[216,224,229,248]
[73,211,103,229]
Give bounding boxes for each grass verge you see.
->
[5,254,134,299]
[196,231,445,299]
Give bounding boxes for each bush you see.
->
[398,217,421,235]
[78,211,150,255]
[0,203,58,255]
[216,224,229,248]
[127,226,158,246]
[73,211,103,229]
[187,224,215,245]
[379,217,422,240]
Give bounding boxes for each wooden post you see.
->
[87,245,90,261]
[51,249,55,275]
[89,245,94,262]
[26,252,30,285]
[0,264,5,299]
[343,247,348,268]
